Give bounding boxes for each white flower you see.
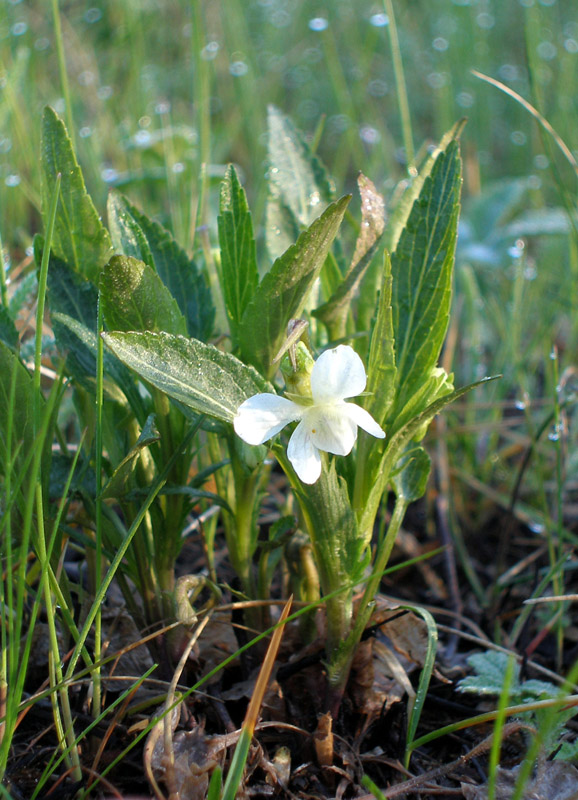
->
[234,345,385,484]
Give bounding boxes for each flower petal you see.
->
[287,420,322,483]
[311,345,367,403]
[340,402,386,439]
[234,393,302,446]
[306,403,358,456]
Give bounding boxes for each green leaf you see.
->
[385,119,466,254]
[106,191,155,269]
[265,105,335,260]
[391,138,462,418]
[366,252,396,426]
[101,414,160,499]
[313,174,385,339]
[458,651,520,696]
[238,195,350,375]
[359,376,499,537]
[102,331,273,423]
[0,342,37,475]
[100,255,187,336]
[0,304,18,351]
[51,311,141,410]
[217,165,259,342]
[41,106,113,282]
[45,256,144,412]
[113,197,214,341]
[295,459,364,592]
[392,446,431,504]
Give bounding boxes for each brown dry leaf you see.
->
[314,711,334,767]
[461,761,578,800]
[372,597,429,666]
[350,638,406,717]
[222,674,286,722]
[101,607,155,692]
[350,600,429,717]
[351,173,386,269]
[194,610,239,678]
[149,722,223,800]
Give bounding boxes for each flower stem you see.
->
[327,493,407,696]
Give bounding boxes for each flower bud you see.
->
[280,342,315,399]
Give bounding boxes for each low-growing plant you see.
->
[1,103,493,784]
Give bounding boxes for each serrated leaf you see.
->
[116,198,214,341]
[366,252,396,426]
[107,191,155,268]
[391,138,462,417]
[386,119,466,254]
[312,239,381,339]
[238,195,350,376]
[217,165,259,341]
[359,376,499,537]
[392,446,431,504]
[265,106,334,260]
[458,651,520,695]
[101,414,160,499]
[102,331,273,423]
[100,255,187,336]
[0,304,18,351]
[41,106,113,282]
[51,311,142,410]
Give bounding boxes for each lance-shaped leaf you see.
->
[41,106,113,282]
[265,105,334,260]
[101,414,160,499]
[107,191,155,269]
[391,138,462,418]
[102,331,273,423]
[217,165,259,342]
[365,251,396,427]
[358,376,499,538]
[100,255,187,336]
[238,195,350,376]
[108,195,214,341]
[385,119,466,254]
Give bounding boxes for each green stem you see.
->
[327,493,407,695]
[36,484,82,781]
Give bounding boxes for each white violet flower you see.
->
[234,344,385,484]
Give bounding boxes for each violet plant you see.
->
[29,105,492,703]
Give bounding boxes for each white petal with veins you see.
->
[234,393,302,446]
[311,344,367,404]
[306,404,358,456]
[287,420,322,483]
[234,345,385,483]
[340,402,386,440]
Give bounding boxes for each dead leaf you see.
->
[461,760,578,800]
[314,711,334,767]
[352,173,386,269]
